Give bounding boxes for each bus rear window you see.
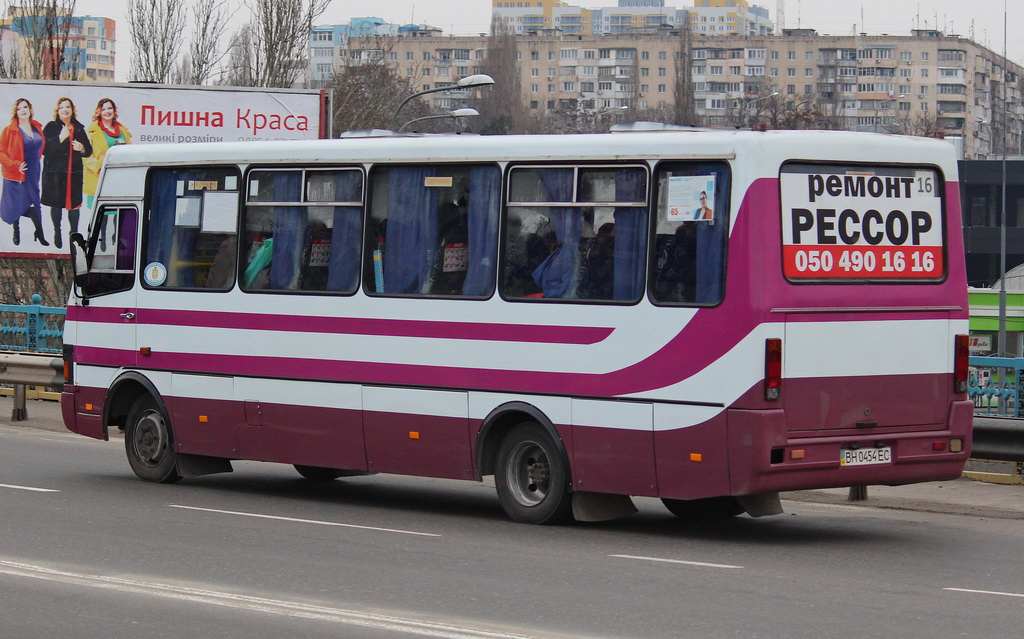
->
[780,163,945,282]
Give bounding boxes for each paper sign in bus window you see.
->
[175,197,201,227]
[667,175,716,222]
[201,192,238,234]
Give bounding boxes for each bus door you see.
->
[75,204,142,371]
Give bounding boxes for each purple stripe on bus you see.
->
[66,306,614,345]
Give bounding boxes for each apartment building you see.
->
[334,24,1022,159]
[490,0,771,37]
[1,9,115,82]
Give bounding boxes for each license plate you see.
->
[840,447,892,466]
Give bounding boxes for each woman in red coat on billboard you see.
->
[41,96,92,249]
[0,98,48,246]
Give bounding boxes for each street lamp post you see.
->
[397,108,480,133]
[389,74,495,131]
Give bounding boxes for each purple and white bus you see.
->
[60,128,972,524]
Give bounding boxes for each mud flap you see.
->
[572,491,639,522]
[737,492,783,517]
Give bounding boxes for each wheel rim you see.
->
[132,409,169,468]
[505,440,551,507]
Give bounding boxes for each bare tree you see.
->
[126,0,187,83]
[9,0,79,80]
[0,2,20,78]
[329,37,430,134]
[474,19,525,134]
[672,18,698,126]
[223,0,330,88]
[171,0,231,85]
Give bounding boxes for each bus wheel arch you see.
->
[104,372,166,435]
[475,402,569,480]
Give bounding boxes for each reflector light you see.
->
[954,334,969,393]
[765,338,782,401]
[409,431,420,440]
[791,449,805,460]
[932,441,946,451]
[690,453,703,462]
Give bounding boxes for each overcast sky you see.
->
[73,0,1024,81]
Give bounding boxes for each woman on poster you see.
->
[42,96,92,249]
[83,97,131,210]
[0,98,49,246]
[84,98,131,250]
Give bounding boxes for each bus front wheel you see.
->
[494,423,573,525]
[125,395,181,484]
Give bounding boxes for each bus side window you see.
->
[365,164,499,298]
[242,169,363,294]
[142,167,240,291]
[650,162,730,305]
[503,165,647,302]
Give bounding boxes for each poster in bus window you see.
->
[666,175,716,222]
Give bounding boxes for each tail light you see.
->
[63,344,73,384]
[953,334,969,394]
[765,338,782,401]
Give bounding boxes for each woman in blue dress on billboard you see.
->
[0,98,49,246]
[41,96,92,248]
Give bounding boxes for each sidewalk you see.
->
[4,396,1024,520]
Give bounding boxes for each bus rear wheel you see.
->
[494,423,573,525]
[661,496,744,520]
[125,395,181,484]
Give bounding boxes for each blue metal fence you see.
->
[969,356,1024,417]
[0,294,66,354]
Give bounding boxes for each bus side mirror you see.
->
[69,232,89,287]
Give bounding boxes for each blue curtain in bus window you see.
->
[695,164,729,303]
[269,171,305,290]
[327,171,363,292]
[462,165,500,296]
[115,209,136,271]
[384,166,438,294]
[146,171,177,269]
[613,169,646,301]
[531,168,580,298]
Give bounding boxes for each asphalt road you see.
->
[2,423,1023,639]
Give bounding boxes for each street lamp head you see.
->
[455,74,495,89]
[397,108,480,133]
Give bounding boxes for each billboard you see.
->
[0,79,327,258]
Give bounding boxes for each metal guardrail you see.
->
[968,356,1024,462]
[0,294,66,420]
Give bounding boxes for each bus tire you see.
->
[293,465,344,481]
[494,422,573,525]
[661,496,744,520]
[125,395,181,484]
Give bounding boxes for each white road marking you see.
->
[610,554,743,569]
[0,559,549,639]
[944,587,1024,599]
[0,483,59,493]
[168,504,441,537]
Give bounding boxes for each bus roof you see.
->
[104,129,959,175]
